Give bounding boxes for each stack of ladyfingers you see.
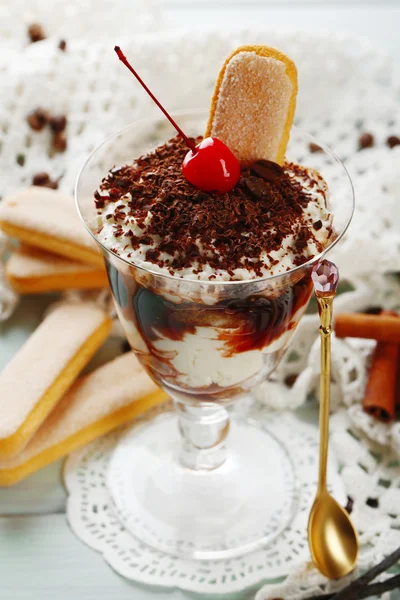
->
[0,187,107,293]
[0,300,167,485]
[0,187,167,485]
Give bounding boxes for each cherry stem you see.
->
[114,46,197,153]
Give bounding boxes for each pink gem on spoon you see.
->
[311,260,339,295]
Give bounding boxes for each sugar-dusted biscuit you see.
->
[0,301,112,457]
[0,187,102,266]
[206,45,298,165]
[0,352,167,485]
[6,245,108,293]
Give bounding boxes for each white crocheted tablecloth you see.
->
[0,6,400,597]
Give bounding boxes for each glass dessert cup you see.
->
[76,110,354,560]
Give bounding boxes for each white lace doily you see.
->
[2,13,400,597]
[0,26,400,302]
[0,0,164,51]
[256,407,400,599]
[65,405,349,594]
[1,25,400,297]
[65,402,400,595]
[263,273,400,454]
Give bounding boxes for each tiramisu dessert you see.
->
[95,45,333,400]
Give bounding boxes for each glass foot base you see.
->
[107,411,297,560]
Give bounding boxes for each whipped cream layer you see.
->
[95,136,333,282]
[112,271,312,392]
[119,299,306,390]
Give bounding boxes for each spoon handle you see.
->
[316,293,335,494]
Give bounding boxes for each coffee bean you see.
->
[309,142,322,153]
[28,23,46,43]
[49,115,67,133]
[27,108,49,131]
[52,131,67,152]
[359,132,374,150]
[251,159,283,183]
[387,135,400,149]
[32,172,50,186]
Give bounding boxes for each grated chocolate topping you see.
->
[95,135,329,278]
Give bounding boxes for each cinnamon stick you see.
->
[351,311,399,422]
[363,340,398,422]
[335,313,400,342]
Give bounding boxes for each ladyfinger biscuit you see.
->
[0,187,103,267]
[0,352,167,486]
[0,301,112,457]
[205,45,298,165]
[6,245,108,294]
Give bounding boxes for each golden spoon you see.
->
[307,259,359,579]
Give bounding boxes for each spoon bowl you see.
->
[308,489,359,579]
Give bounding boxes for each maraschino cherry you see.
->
[115,46,240,194]
[182,137,240,193]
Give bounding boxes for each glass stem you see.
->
[175,402,230,471]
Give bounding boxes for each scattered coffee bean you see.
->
[52,131,67,152]
[359,132,374,150]
[386,135,400,149]
[28,23,46,43]
[309,142,322,153]
[27,108,68,153]
[49,115,67,133]
[32,172,50,186]
[58,39,67,51]
[32,172,59,189]
[27,107,49,131]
